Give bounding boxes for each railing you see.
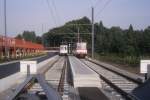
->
[8,74,62,100]
[0,35,44,50]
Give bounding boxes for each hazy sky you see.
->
[0,0,150,37]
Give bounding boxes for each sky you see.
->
[0,0,150,37]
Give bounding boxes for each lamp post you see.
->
[4,0,8,59]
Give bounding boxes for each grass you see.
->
[92,53,143,74]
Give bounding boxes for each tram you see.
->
[75,42,87,58]
[59,45,68,56]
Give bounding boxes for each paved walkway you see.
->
[0,55,59,100]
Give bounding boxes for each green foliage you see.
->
[43,16,150,61]
[22,31,36,43]
[36,36,42,44]
[15,31,42,44]
[15,34,23,39]
[95,53,140,67]
[43,16,91,47]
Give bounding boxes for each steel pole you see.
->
[77,27,80,43]
[4,0,7,59]
[92,7,94,58]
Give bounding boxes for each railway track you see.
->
[68,56,108,100]
[45,56,67,95]
[80,59,141,100]
[2,55,143,100]
[8,56,67,100]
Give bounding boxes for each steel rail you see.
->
[38,56,61,74]
[86,58,143,85]
[81,59,140,100]
[8,75,36,100]
[36,74,62,100]
[57,56,67,95]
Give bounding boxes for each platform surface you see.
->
[69,56,101,88]
[69,56,98,75]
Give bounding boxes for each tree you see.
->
[43,16,92,48]
[36,36,42,44]
[15,34,22,39]
[142,26,150,54]
[22,31,36,43]
[42,16,150,58]
[15,31,43,45]
[95,21,106,53]
[124,24,138,56]
[109,27,125,54]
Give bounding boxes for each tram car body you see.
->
[59,45,68,56]
[75,42,87,58]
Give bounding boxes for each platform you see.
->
[68,56,101,88]
[0,55,59,99]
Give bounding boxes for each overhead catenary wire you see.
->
[50,0,62,25]
[78,0,97,19]
[95,0,112,19]
[78,0,104,23]
[89,0,94,6]
[93,0,103,8]
[45,0,57,26]
[87,0,103,10]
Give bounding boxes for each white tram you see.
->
[59,45,68,56]
[75,42,87,58]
